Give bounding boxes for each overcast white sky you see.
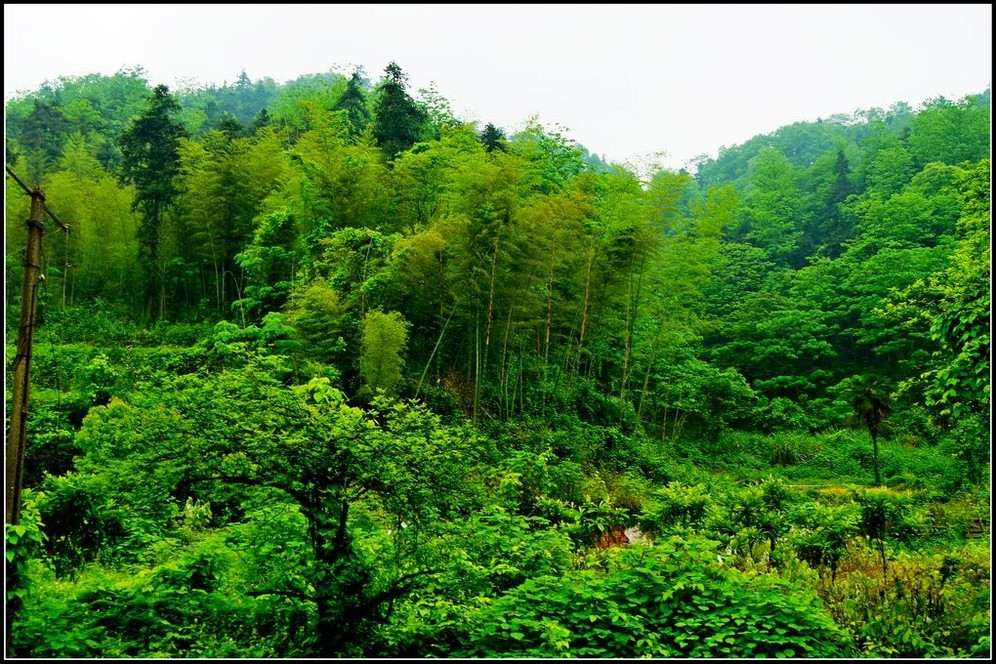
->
[4,4,992,170]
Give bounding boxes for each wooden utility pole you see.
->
[6,187,46,526]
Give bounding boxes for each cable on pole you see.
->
[5,165,71,233]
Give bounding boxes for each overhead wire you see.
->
[5,164,71,232]
[5,165,73,396]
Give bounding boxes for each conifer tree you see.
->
[334,70,370,138]
[118,84,186,316]
[372,62,426,159]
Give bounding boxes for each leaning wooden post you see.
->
[6,187,46,526]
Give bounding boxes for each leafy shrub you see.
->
[878,441,961,493]
[12,531,313,658]
[73,353,121,404]
[28,343,99,392]
[705,478,795,565]
[854,487,924,545]
[569,500,631,547]
[37,301,138,346]
[787,501,861,582]
[752,396,811,433]
[6,490,48,650]
[455,536,853,658]
[886,403,942,447]
[639,482,712,535]
[377,507,573,657]
[138,320,215,347]
[20,397,89,488]
[769,433,816,466]
[37,473,129,575]
[818,543,991,657]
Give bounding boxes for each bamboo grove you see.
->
[4,64,991,657]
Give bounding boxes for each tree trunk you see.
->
[872,429,881,485]
[484,230,501,365]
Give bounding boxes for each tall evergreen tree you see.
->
[118,84,187,317]
[250,107,272,134]
[480,122,507,152]
[334,70,370,139]
[821,148,855,257]
[372,62,426,159]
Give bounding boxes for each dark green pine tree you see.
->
[215,113,246,139]
[823,148,855,257]
[480,122,508,152]
[118,84,187,317]
[334,70,370,138]
[372,62,427,159]
[250,107,272,134]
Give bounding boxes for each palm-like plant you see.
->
[851,384,892,485]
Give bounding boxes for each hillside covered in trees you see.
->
[4,64,991,658]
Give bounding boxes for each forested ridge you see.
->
[4,64,990,658]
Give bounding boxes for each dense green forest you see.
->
[4,63,991,658]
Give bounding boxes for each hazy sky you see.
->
[4,4,991,170]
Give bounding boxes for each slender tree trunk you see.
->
[474,312,481,426]
[578,246,596,353]
[484,229,502,366]
[360,240,373,319]
[230,270,246,328]
[436,251,445,382]
[499,296,516,418]
[510,342,524,417]
[575,240,605,384]
[872,429,880,485]
[620,254,647,401]
[661,384,671,443]
[620,283,632,400]
[416,298,459,399]
[544,247,557,366]
[207,221,221,313]
[635,334,663,431]
[156,245,167,320]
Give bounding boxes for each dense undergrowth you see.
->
[5,315,990,658]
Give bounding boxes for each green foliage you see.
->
[509,119,587,192]
[649,355,756,440]
[480,122,507,152]
[286,278,345,364]
[789,501,860,581]
[7,491,48,639]
[455,536,853,658]
[38,301,139,345]
[17,363,492,656]
[819,542,991,657]
[5,63,990,659]
[372,62,428,159]
[639,482,712,534]
[908,96,992,167]
[12,528,312,657]
[917,160,989,421]
[359,310,409,396]
[706,478,795,563]
[769,433,816,466]
[118,84,187,312]
[375,506,573,657]
[22,400,82,485]
[334,71,371,138]
[854,487,923,545]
